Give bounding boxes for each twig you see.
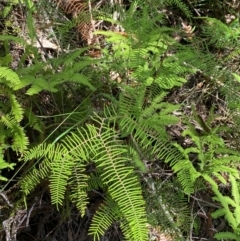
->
[0,192,13,208]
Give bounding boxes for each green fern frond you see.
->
[89,197,120,241]
[9,94,24,122]
[97,5,199,89]
[175,166,199,194]
[21,143,60,161]
[21,144,62,195]
[22,143,73,208]
[202,17,238,48]
[12,124,29,152]
[128,146,147,172]
[24,108,43,133]
[21,157,52,195]
[0,67,21,88]
[69,164,89,216]
[0,155,16,181]
[160,0,192,18]
[107,85,196,195]
[115,85,179,142]
[49,151,74,209]
[210,166,239,180]
[204,174,240,240]
[62,125,98,160]
[0,67,30,181]
[26,78,58,95]
[89,117,147,240]
[1,114,29,152]
[230,175,240,211]
[214,232,240,240]
[168,143,200,194]
[21,115,148,240]
[21,168,44,195]
[175,114,240,193]
[105,82,199,200]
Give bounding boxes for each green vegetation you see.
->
[1,0,240,240]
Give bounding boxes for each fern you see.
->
[89,196,122,241]
[97,27,197,89]
[69,164,89,215]
[95,3,223,91]
[160,0,193,18]
[168,143,201,194]
[0,155,15,182]
[201,17,239,49]
[113,85,180,140]
[20,154,52,195]
[171,114,240,194]
[49,146,74,209]
[102,85,195,237]
[203,174,240,240]
[0,67,29,181]
[67,117,148,240]
[10,1,240,240]
[21,114,148,240]
[20,83,185,240]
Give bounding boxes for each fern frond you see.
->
[214,232,240,240]
[202,17,238,48]
[230,174,240,206]
[69,163,89,216]
[9,94,24,122]
[106,84,197,195]
[210,166,239,180]
[65,119,147,240]
[89,197,120,241]
[176,166,199,194]
[160,0,192,18]
[169,144,200,194]
[1,114,29,152]
[115,85,179,143]
[21,157,52,195]
[22,143,61,161]
[90,117,147,240]
[21,144,64,195]
[0,67,21,88]
[22,114,148,240]
[128,146,147,172]
[49,151,74,209]
[12,124,29,152]
[97,8,198,89]
[0,154,16,181]
[21,168,45,195]
[205,174,240,239]
[24,108,43,133]
[87,172,104,191]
